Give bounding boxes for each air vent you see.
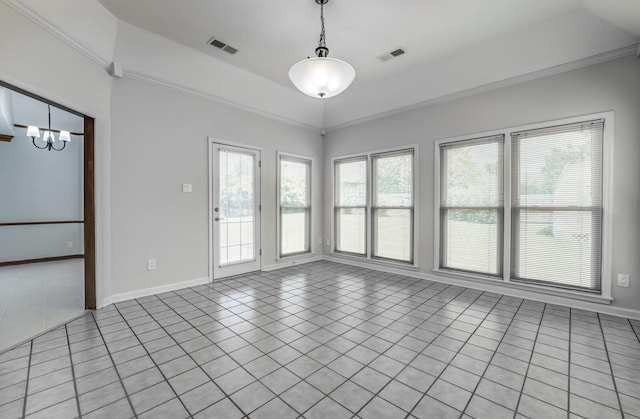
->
[207,37,239,55]
[377,47,406,62]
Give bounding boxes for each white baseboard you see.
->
[100,276,211,308]
[324,255,640,321]
[262,255,325,272]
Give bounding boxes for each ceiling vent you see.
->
[377,47,406,62]
[207,37,238,55]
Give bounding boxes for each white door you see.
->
[210,142,261,279]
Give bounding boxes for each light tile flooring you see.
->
[1,261,639,418]
[0,260,85,352]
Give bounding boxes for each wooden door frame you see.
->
[0,80,96,309]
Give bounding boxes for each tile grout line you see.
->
[111,302,194,418]
[511,303,546,419]
[399,292,505,419]
[166,284,321,416]
[20,340,33,418]
[65,323,83,419]
[596,313,626,419]
[186,270,448,416]
[132,295,248,417]
[458,298,525,416]
[89,311,139,419]
[297,281,460,416]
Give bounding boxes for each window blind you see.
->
[439,135,504,276]
[511,119,604,291]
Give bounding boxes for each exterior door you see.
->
[210,141,261,279]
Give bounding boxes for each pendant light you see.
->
[289,0,355,99]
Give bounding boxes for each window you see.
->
[278,153,311,257]
[436,115,609,295]
[334,147,415,264]
[511,120,604,291]
[334,157,367,255]
[372,149,414,263]
[439,136,504,276]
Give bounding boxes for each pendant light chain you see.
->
[315,0,329,57]
[318,1,326,50]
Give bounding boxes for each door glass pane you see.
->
[373,209,412,262]
[219,150,255,266]
[281,208,308,255]
[336,208,366,254]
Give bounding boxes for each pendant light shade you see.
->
[289,0,355,99]
[289,57,355,99]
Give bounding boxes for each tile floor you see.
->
[1,261,639,418]
[0,260,85,352]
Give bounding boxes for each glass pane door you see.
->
[211,143,261,279]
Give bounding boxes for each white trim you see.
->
[263,255,324,272]
[276,151,314,260]
[124,70,322,133]
[100,276,210,308]
[434,111,615,299]
[3,0,111,70]
[324,256,640,321]
[325,44,638,132]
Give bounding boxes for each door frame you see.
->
[208,137,262,281]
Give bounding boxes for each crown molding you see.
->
[325,43,639,132]
[3,0,111,70]
[122,69,323,133]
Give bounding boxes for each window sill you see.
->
[432,268,613,305]
[329,252,419,271]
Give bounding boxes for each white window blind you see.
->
[372,149,414,263]
[278,155,311,257]
[511,119,604,291]
[334,157,368,255]
[440,135,504,276]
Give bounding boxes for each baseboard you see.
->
[100,276,211,308]
[324,255,640,321]
[262,255,325,272]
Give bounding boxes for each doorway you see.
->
[209,140,261,279]
[0,81,95,351]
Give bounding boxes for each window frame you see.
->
[276,151,312,259]
[434,112,613,301]
[331,145,418,267]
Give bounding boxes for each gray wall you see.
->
[109,77,323,295]
[0,103,84,262]
[323,55,640,312]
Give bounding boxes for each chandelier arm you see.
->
[51,141,66,151]
[32,136,48,149]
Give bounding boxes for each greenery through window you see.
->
[334,148,415,263]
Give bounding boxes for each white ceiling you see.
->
[97,0,640,94]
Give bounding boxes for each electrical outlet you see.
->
[67,241,73,249]
[147,259,157,270]
[182,183,193,193]
[326,238,331,247]
[318,237,323,245]
[617,274,630,288]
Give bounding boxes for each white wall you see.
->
[109,77,323,296]
[323,55,640,313]
[0,1,113,304]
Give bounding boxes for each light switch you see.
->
[182,184,193,193]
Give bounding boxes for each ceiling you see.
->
[96,0,640,95]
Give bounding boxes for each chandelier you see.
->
[26,104,71,151]
[288,0,355,99]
